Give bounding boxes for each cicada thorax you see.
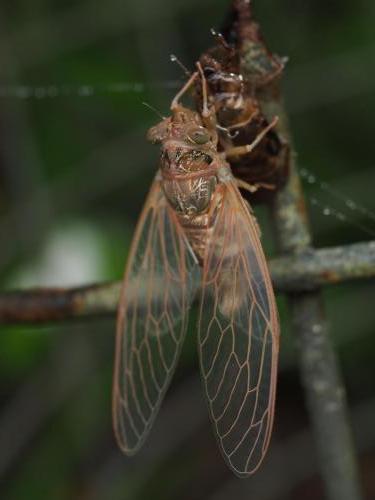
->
[160,145,216,214]
[154,112,225,263]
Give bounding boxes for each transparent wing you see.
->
[113,176,200,454]
[198,181,279,477]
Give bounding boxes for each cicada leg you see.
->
[171,71,199,110]
[170,54,191,77]
[196,61,218,145]
[225,110,259,132]
[236,178,276,193]
[224,116,279,158]
[210,28,235,56]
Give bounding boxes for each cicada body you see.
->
[113,66,280,477]
[196,1,289,203]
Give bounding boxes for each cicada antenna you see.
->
[142,101,166,120]
[170,54,191,77]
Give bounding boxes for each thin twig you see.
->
[0,240,374,324]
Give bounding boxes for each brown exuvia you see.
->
[196,0,290,203]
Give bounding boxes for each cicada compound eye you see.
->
[187,126,210,145]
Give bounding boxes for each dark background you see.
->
[0,0,374,499]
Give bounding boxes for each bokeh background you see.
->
[0,0,374,499]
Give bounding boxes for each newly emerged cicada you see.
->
[112,63,280,477]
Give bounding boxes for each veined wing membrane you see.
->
[198,182,279,476]
[113,176,200,454]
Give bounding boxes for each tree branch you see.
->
[0,240,374,324]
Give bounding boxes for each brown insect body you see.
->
[148,88,227,263]
[197,0,289,202]
[221,0,284,88]
[113,67,280,477]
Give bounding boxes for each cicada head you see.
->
[185,125,211,146]
[147,117,172,144]
[168,106,203,141]
[162,106,216,154]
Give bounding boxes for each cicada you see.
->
[112,63,280,477]
[196,0,289,203]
